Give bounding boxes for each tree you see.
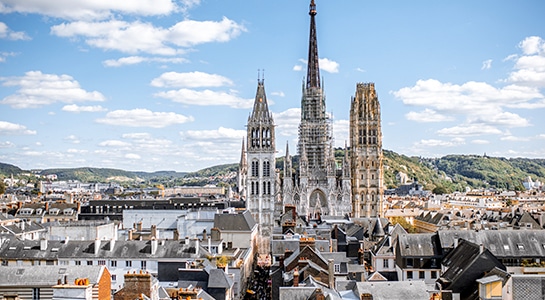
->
[390,216,417,233]
[0,180,5,195]
[432,186,448,195]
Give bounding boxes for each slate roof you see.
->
[354,281,429,300]
[397,233,441,257]
[0,265,105,286]
[0,238,206,260]
[213,210,256,231]
[207,268,233,289]
[437,230,545,258]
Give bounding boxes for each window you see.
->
[334,264,340,273]
[407,258,413,267]
[141,261,147,270]
[75,261,81,266]
[431,271,437,279]
[32,288,40,300]
[251,161,259,177]
[407,271,413,279]
[97,260,106,266]
[126,261,132,267]
[419,271,425,279]
[87,261,93,266]
[383,259,389,269]
[1,260,7,266]
[110,261,117,267]
[111,274,117,281]
[263,161,270,177]
[361,293,373,300]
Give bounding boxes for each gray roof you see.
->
[354,281,429,300]
[437,229,545,258]
[0,238,206,260]
[397,233,440,257]
[213,210,256,231]
[0,265,105,286]
[207,268,233,289]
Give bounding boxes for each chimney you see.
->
[185,236,190,245]
[202,229,207,240]
[453,238,459,248]
[40,238,48,251]
[211,227,221,241]
[151,225,157,239]
[128,229,134,241]
[151,238,158,255]
[315,288,325,300]
[94,239,101,254]
[173,229,179,241]
[293,268,299,287]
[108,238,115,251]
[328,259,335,289]
[208,237,212,253]
[480,243,484,254]
[123,270,152,299]
[193,238,199,255]
[136,222,143,232]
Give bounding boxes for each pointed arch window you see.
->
[263,161,271,177]
[251,161,259,177]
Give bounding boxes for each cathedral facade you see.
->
[240,0,384,250]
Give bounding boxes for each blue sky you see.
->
[1,0,544,172]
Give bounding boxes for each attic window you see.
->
[23,246,31,250]
[503,245,509,250]
[517,244,524,250]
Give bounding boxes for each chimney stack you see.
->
[151,238,158,255]
[293,268,299,287]
[40,238,48,251]
[328,259,335,289]
[94,239,101,254]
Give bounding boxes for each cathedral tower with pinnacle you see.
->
[281,0,351,219]
[349,83,384,218]
[244,76,275,253]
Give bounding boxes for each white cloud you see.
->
[416,138,465,147]
[296,58,339,73]
[0,22,30,40]
[67,148,88,154]
[500,135,531,142]
[318,58,339,73]
[151,71,233,88]
[62,104,107,113]
[0,121,37,135]
[0,141,15,148]
[103,56,188,67]
[273,108,300,137]
[471,139,490,145]
[437,124,503,137]
[65,135,80,144]
[181,127,245,141]
[481,59,492,70]
[271,91,285,97]
[0,0,179,21]
[154,88,253,109]
[99,140,131,147]
[405,109,455,123]
[125,153,141,159]
[51,17,246,55]
[519,36,545,55]
[95,109,194,128]
[0,71,105,109]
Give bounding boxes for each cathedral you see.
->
[240,0,384,252]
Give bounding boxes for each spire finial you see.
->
[306,0,320,89]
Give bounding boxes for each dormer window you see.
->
[49,208,60,215]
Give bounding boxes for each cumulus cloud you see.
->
[151,71,233,88]
[0,0,179,21]
[51,17,246,55]
[273,108,300,137]
[99,140,131,147]
[95,109,194,128]
[0,71,105,109]
[296,58,340,73]
[154,89,253,109]
[415,138,465,147]
[62,104,107,113]
[481,59,492,70]
[405,109,455,123]
[0,121,37,135]
[437,124,503,137]
[0,22,30,40]
[103,56,188,67]
[181,127,245,141]
[507,36,545,87]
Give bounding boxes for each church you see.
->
[239,0,384,252]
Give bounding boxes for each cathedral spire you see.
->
[250,73,271,121]
[306,0,320,89]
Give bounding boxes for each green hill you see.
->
[1,151,544,192]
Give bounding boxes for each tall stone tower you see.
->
[349,83,384,218]
[245,77,275,253]
[290,0,351,218]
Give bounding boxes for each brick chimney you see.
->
[151,225,157,239]
[293,268,299,287]
[117,271,152,300]
[315,288,325,300]
[328,259,335,289]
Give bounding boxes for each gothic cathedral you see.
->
[240,1,384,252]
